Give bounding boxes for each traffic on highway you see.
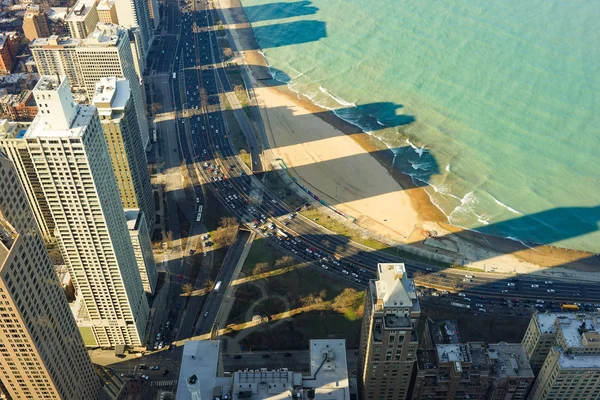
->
[168,0,600,310]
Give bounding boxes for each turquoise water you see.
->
[240,0,600,253]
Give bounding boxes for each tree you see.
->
[412,270,425,283]
[205,279,215,291]
[182,283,194,295]
[223,47,233,59]
[150,102,162,115]
[219,216,238,228]
[332,288,360,312]
[274,255,295,268]
[253,262,270,275]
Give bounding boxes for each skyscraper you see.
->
[92,77,154,231]
[23,75,149,347]
[0,154,102,400]
[357,263,421,400]
[30,24,150,147]
[113,0,154,60]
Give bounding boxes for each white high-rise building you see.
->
[65,0,99,39]
[0,153,102,400]
[125,209,157,295]
[30,24,150,147]
[23,75,149,347]
[113,0,154,61]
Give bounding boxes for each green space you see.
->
[227,238,365,350]
[222,102,252,170]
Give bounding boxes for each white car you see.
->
[464,274,474,279]
[507,283,515,287]
[531,284,539,288]
[342,270,349,275]
[458,293,466,297]
[141,375,149,380]
[547,289,555,293]
[545,281,553,285]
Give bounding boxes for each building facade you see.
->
[125,209,157,295]
[147,0,160,29]
[0,32,18,75]
[0,154,102,400]
[65,0,100,39]
[92,77,154,229]
[357,263,421,400]
[23,75,149,347]
[97,0,119,24]
[30,24,150,147]
[113,0,154,60]
[23,5,50,41]
[523,312,600,400]
[0,119,55,242]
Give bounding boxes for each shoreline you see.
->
[217,0,599,274]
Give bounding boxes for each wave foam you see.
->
[491,196,521,215]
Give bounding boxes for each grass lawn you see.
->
[227,238,365,350]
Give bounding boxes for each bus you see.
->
[561,304,579,311]
[451,302,471,309]
[213,281,222,292]
[276,228,289,239]
[196,205,203,222]
[173,72,176,80]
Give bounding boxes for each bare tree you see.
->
[182,283,194,295]
[274,255,295,268]
[332,288,360,312]
[253,262,270,275]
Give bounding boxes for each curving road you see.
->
[170,0,600,308]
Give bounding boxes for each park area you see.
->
[224,238,365,351]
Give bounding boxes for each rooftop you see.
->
[488,343,534,378]
[35,74,61,91]
[176,340,223,400]
[124,208,140,230]
[24,104,95,139]
[303,340,350,400]
[30,34,81,47]
[97,0,115,11]
[536,313,600,350]
[82,23,125,46]
[437,344,470,365]
[65,0,97,22]
[374,263,418,309]
[429,319,461,345]
[558,349,600,370]
[92,77,130,114]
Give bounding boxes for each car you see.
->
[476,303,484,308]
[141,375,149,380]
[501,289,509,293]
[462,278,472,282]
[156,333,161,340]
[478,308,486,313]
[139,364,147,370]
[458,293,466,297]
[234,355,242,359]
[531,284,539,288]
[162,369,170,376]
[116,353,126,358]
[507,283,515,287]
[284,353,292,357]
[262,354,270,358]
[545,281,553,285]
[158,341,164,349]
[425,268,433,271]
[342,270,349,275]
[204,311,209,317]
[464,274,474,279]
[547,289,555,293]
[150,366,160,370]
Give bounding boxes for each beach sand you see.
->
[216,0,600,278]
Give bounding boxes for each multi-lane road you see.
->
[166,0,600,310]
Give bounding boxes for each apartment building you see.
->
[0,32,18,75]
[0,154,102,400]
[30,36,83,90]
[65,0,99,39]
[523,312,600,399]
[23,75,149,347]
[125,209,157,295]
[30,24,150,147]
[0,119,55,242]
[113,0,154,60]
[357,263,420,400]
[0,90,37,121]
[97,0,118,24]
[92,77,154,230]
[23,5,50,41]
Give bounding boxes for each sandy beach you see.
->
[216,0,600,279]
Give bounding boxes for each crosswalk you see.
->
[151,380,178,387]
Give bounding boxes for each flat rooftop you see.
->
[82,23,125,46]
[536,313,600,350]
[429,320,461,345]
[66,0,97,22]
[488,343,534,378]
[558,349,600,370]
[303,340,350,400]
[93,77,130,113]
[30,35,81,47]
[437,344,470,364]
[176,340,224,400]
[24,104,95,139]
